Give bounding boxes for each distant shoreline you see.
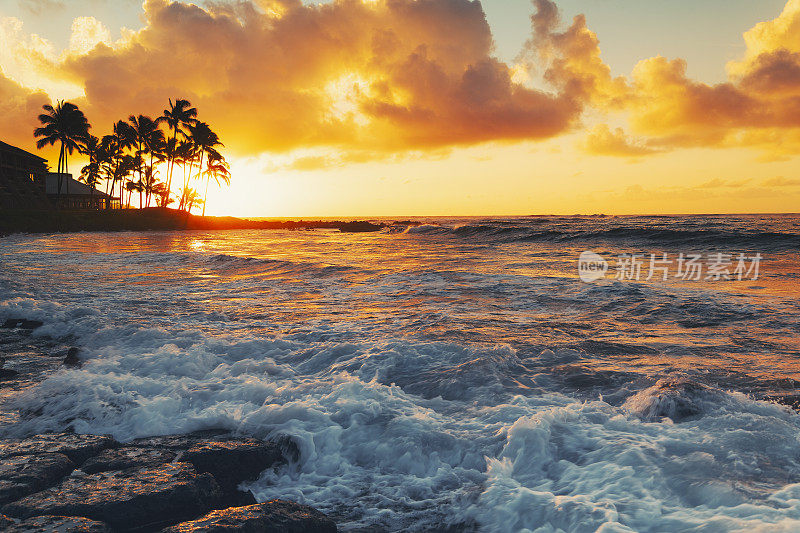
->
[0,208,385,236]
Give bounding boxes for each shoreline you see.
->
[0,208,385,236]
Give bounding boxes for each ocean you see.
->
[1,214,800,531]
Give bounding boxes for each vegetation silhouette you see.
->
[33,98,228,213]
[34,101,90,199]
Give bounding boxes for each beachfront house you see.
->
[46,173,118,210]
[0,140,50,210]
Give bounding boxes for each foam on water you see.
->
[2,217,800,531]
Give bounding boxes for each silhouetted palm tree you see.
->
[34,101,90,200]
[112,121,137,207]
[201,151,230,216]
[181,187,204,213]
[79,135,102,208]
[142,165,160,208]
[176,140,198,211]
[186,121,222,215]
[158,99,197,206]
[128,115,162,208]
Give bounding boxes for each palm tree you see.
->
[158,99,197,206]
[111,121,136,207]
[180,187,204,213]
[186,121,222,215]
[99,134,120,198]
[176,140,197,211]
[142,165,160,208]
[201,151,230,216]
[34,101,90,200]
[79,135,103,208]
[152,182,173,207]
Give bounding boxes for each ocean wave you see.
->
[393,221,800,249]
[2,296,800,531]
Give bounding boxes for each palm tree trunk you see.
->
[57,143,64,199]
[202,175,210,217]
[165,130,177,207]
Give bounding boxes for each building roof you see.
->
[46,173,111,198]
[0,140,48,163]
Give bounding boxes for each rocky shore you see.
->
[0,430,337,532]
[0,320,337,532]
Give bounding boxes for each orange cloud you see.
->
[580,124,659,158]
[0,69,51,152]
[623,0,800,154]
[37,0,585,156]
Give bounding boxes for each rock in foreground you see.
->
[1,463,222,531]
[1,514,110,532]
[0,433,114,464]
[0,453,74,504]
[182,439,284,493]
[80,447,178,474]
[163,500,337,533]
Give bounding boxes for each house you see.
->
[46,173,118,210]
[0,140,50,210]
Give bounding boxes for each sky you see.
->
[1,0,799,216]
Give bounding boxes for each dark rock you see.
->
[127,429,232,450]
[0,433,115,464]
[0,453,75,504]
[64,347,82,367]
[1,463,223,531]
[3,515,111,532]
[80,447,178,474]
[228,490,258,507]
[182,439,284,494]
[338,221,382,233]
[161,500,337,533]
[1,319,43,330]
[0,514,14,529]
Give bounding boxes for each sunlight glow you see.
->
[324,73,372,126]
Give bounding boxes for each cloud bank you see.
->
[1,0,800,160]
[36,0,587,155]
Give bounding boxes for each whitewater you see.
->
[1,214,800,532]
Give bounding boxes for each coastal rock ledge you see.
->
[0,431,337,532]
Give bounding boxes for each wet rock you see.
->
[0,433,115,465]
[64,347,82,367]
[162,500,337,533]
[338,221,382,233]
[0,453,74,504]
[0,514,14,529]
[1,319,43,330]
[80,447,178,474]
[2,515,111,532]
[182,439,284,494]
[127,429,232,450]
[1,463,223,531]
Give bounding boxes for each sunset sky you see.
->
[1,0,799,216]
